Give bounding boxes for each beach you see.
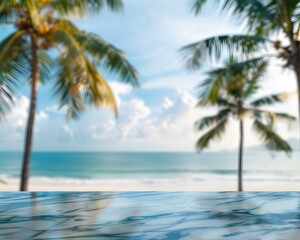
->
[1,180,300,192]
[1,151,300,192]
[1,182,300,191]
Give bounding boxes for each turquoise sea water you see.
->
[0,151,300,185]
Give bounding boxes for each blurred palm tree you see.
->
[0,75,14,120]
[0,34,30,120]
[0,0,139,191]
[196,57,296,191]
[181,0,300,134]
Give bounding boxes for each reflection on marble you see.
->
[0,192,300,239]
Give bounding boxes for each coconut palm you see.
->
[0,0,139,191]
[0,34,30,120]
[196,57,295,191]
[181,0,300,135]
[0,75,15,120]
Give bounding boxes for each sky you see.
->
[0,0,299,152]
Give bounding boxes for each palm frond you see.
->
[0,31,30,75]
[196,97,236,109]
[225,57,268,74]
[83,54,118,114]
[196,118,227,151]
[192,0,258,15]
[54,57,86,120]
[198,57,267,102]
[244,58,268,83]
[0,30,26,65]
[251,108,297,127]
[0,30,31,119]
[196,74,224,102]
[0,0,20,23]
[191,0,207,14]
[180,35,269,70]
[195,108,230,131]
[24,0,41,30]
[51,19,139,87]
[250,94,282,107]
[38,51,54,84]
[191,0,278,36]
[0,81,14,120]
[253,119,292,154]
[242,82,259,99]
[45,0,123,17]
[213,57,267,79]
[54,54,118,120]
[75,32,139,87]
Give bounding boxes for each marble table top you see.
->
[0,192,300,239]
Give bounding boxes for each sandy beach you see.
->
[1,181,300,192]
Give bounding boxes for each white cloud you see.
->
[45,104,62,114]
[105,89,204,150]
[64,125,74,138]
[6,96,29,128]
[1,88,297,152]
[37,111,48,121]
[90,120,116,139]
[109,81,133,106]
[0,96,50,150]
[162,97,174,110]
[117,98,151,140]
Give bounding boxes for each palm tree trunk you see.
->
[238,120,244,192]
[20,34,39,191]
[294,67,300,146]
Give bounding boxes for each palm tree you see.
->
[196,57,295,191]
[0,0,139,191]
[0,33,30,120]
[0,75,14,120]
[181,0,300,135]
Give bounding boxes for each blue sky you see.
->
[0,0,298,152]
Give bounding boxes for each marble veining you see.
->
[0,192,300,239]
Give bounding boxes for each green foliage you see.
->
[180,35,269,70]
[187,1,299,153]
[196,118,228,150]
[185,1,300,71]
[0,0,139,120]
[0,0,123,23]
[196,57,268,102]
[196,57,295,154]
[46,0,124,17]
[191,0,294,36]
[0,82,14,119]
[0,31,30,120]
[250,94,282,107]
[253,119,292,153]
[196,108,231,131]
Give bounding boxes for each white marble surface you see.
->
[0,192,300,239]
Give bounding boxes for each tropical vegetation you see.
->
[0,35,28,120]
[182,0,300,137]
[196,57,295,191]
[0,0,139,191]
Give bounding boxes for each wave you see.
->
[2,172,300,186]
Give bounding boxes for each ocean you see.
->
[0,151,300,186]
